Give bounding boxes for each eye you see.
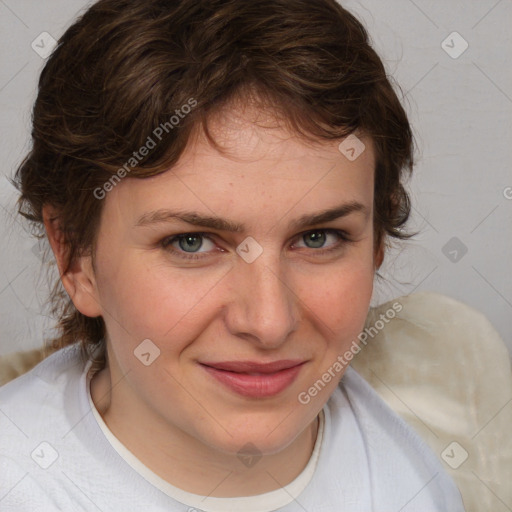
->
[295,229,346,250]
[301,231,328,249]
[163,233,217,254]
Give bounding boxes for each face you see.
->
[79,104,379,457]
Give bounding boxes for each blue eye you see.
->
[177,234,204,252]
[302,231,327,248]
[163,233,217,256]
[296,230,347,250]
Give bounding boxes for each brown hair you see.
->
[13,0,414,371]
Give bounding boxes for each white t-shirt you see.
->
[0,344,465,511]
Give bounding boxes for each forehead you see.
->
[104,104,376,224]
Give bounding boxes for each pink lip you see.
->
[200,360,305,398]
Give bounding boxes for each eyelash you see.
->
[160,229,353,261]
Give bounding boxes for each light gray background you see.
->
[0,0,511,356]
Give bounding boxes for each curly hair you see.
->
[13,0,414,373]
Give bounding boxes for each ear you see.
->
[42,204,103,318]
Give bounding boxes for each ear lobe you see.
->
[42,204,103,318]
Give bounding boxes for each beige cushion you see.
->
[1,292,510,511]
[352,292,512,512]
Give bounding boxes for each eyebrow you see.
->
[135,210,243,232]
[289,201,368,230]
[134,201,368,232]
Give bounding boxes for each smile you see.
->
[199,360,306,398]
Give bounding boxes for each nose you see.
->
[224,256,299,349]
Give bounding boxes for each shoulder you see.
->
[0,347,49,386]
[0,343,85,399]
[0,344,87,454]
[334,366,466,510]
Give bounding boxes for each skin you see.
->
[43,101,383,497]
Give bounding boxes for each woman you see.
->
[0,0,465,510]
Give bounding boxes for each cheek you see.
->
[95,254,227,346]
[296,259,374,342]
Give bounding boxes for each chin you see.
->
[197,411,312,459]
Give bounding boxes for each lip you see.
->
[200,360,306,398]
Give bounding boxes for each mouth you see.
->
[199,360,306,398]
